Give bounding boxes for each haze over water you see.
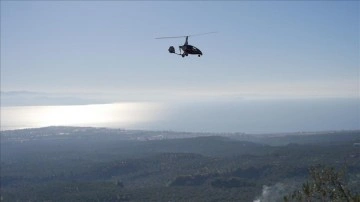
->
[1,98,359,134]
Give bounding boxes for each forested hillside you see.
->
[1,127,359,201]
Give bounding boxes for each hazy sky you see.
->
[1,1,359,102]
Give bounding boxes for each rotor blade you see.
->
[155,31,217,39]
[188,31,218,37]
[155,36,187,39]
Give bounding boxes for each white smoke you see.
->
[253,182,300,202]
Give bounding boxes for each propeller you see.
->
[155,31,217,39]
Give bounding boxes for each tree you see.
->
[283,165,360,202]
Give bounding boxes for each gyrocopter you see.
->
[155,32,217,58]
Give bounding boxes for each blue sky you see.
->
[1,1,359,103]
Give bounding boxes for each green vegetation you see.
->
[1,127,359,201]
[283,165,360,202]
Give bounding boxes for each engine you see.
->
[168,46,175,54]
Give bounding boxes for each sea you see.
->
[1,98,359,134]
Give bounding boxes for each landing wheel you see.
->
[198,55,201,57]
[182,54,185,58]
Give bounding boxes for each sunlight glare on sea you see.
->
[0,102,163,131]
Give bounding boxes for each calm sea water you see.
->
[1,99,359,133]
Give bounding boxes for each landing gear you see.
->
[168,46,175,54]
[182,54,185,58]
[198,55,201,57]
